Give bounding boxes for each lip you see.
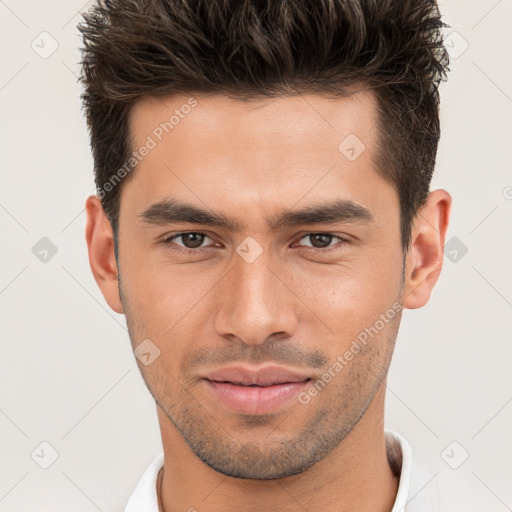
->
[202,364,312,386]
[201,365,312,415]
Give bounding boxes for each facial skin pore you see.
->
[85,91,451,512]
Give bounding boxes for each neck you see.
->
[157,381,398,512]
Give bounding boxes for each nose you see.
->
[213,249,298,345]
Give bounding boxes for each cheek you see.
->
[121,256,220,337]
[290,249,402,343]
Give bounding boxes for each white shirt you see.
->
[123,431,478,511]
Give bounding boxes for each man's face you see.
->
[117,91,405,479]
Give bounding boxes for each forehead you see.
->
[129,90,379,160]
[123,91,395,229]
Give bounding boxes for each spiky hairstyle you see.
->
[78,0,449,250]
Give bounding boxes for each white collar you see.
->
[388,430,413,512]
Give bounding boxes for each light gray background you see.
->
[1,0,511,510]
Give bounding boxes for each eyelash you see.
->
[160,231,350,255]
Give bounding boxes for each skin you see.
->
[85,91,451,512]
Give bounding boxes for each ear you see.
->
[85,195,124,314]
[403,189,452,309]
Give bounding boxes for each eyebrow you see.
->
[138,198,374,231]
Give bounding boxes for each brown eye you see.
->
[178,232,207,248]
[299,233,336,248]
[163,232,212,250]
[311,234,333,248]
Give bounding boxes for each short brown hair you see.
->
[78,0,449,251]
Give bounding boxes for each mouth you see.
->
[201,365,313,415]
[209,380,312,387]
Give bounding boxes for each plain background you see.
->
[0,0,511,510]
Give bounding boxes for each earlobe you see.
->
[85,195,124,314]
[403,189,452,310]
